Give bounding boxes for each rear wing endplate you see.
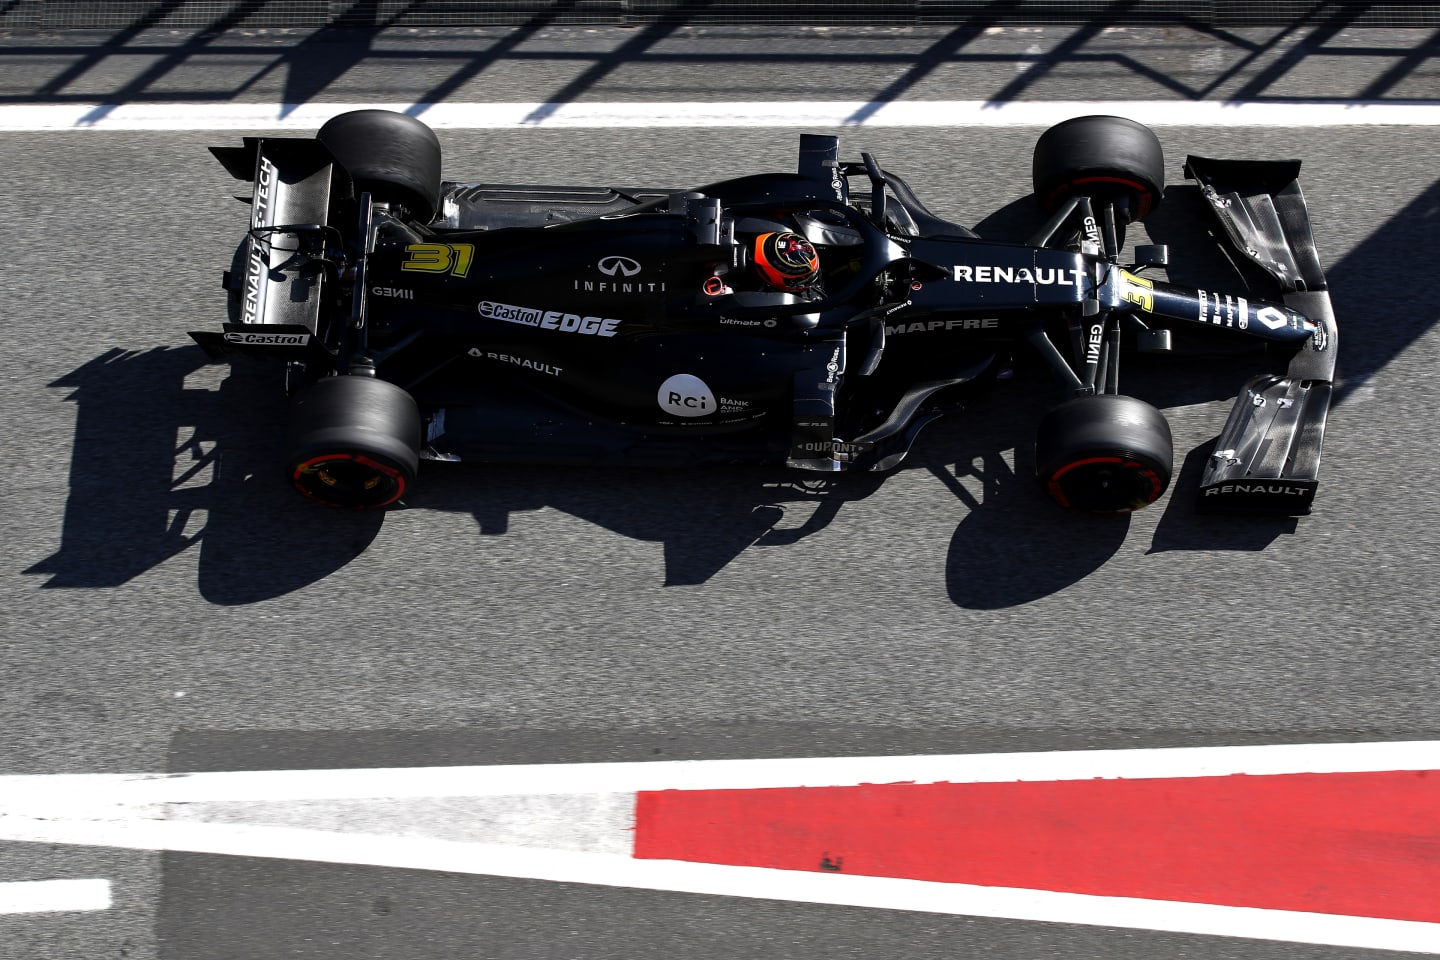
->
[209,138,339,334]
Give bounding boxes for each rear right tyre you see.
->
[287,375,420,509]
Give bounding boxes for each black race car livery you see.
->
[194,111,1336,515]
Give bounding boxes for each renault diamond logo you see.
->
[1255,306,1289,330]
[598,256,642,277]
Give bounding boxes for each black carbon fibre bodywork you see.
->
[194,126,1338,514]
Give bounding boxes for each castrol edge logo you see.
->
[478,300,620,337]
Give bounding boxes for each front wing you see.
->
[1186,156,1338,514]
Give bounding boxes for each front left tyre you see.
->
[287,375,420,509]
[1032,115,1165,222]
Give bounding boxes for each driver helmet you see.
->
[752,231,820,292]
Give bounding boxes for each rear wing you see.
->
[1185,156,1338,515]
[190,138,343,361]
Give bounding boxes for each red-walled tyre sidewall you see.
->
[1036,395,1173,513]
[287,376,421,509]
[1032,115,1165,220]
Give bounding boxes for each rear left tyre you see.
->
[317,109,443,223]
[1036,394,1173,513]
[287,375,420,509]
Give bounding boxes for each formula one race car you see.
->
[194,110,1336,514]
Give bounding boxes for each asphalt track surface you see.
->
[1,20,1439,960]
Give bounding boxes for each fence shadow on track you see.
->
[2,2,1436,112]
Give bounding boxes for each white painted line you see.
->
[0,817,1435,953]
[168,793,636,855]
[1,100,1439,131]
[2,741,1438,811]
[0,879,111,914]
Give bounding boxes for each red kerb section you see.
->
[633,771,1440,922]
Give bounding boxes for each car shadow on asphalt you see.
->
[24,348,385,604]
[403,458,891,588]
[22,338,1092,605]
[17,340,1264,610]
[24,341,895,601]
[12,334,1281,610]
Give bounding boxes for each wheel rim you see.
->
[1047,455,1164,513]
[292,453,405,509]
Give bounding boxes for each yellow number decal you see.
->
[401,243,451,273]
[1120,270,1154,313]
[449,243,474,277]
[402,243,475,277]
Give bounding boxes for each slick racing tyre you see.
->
[318,109,443,224]
[1035,395,1173,513]
[287,375,421,509]
[1032,115,1165,222]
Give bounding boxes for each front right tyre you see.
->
[1035,394,1173,513]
